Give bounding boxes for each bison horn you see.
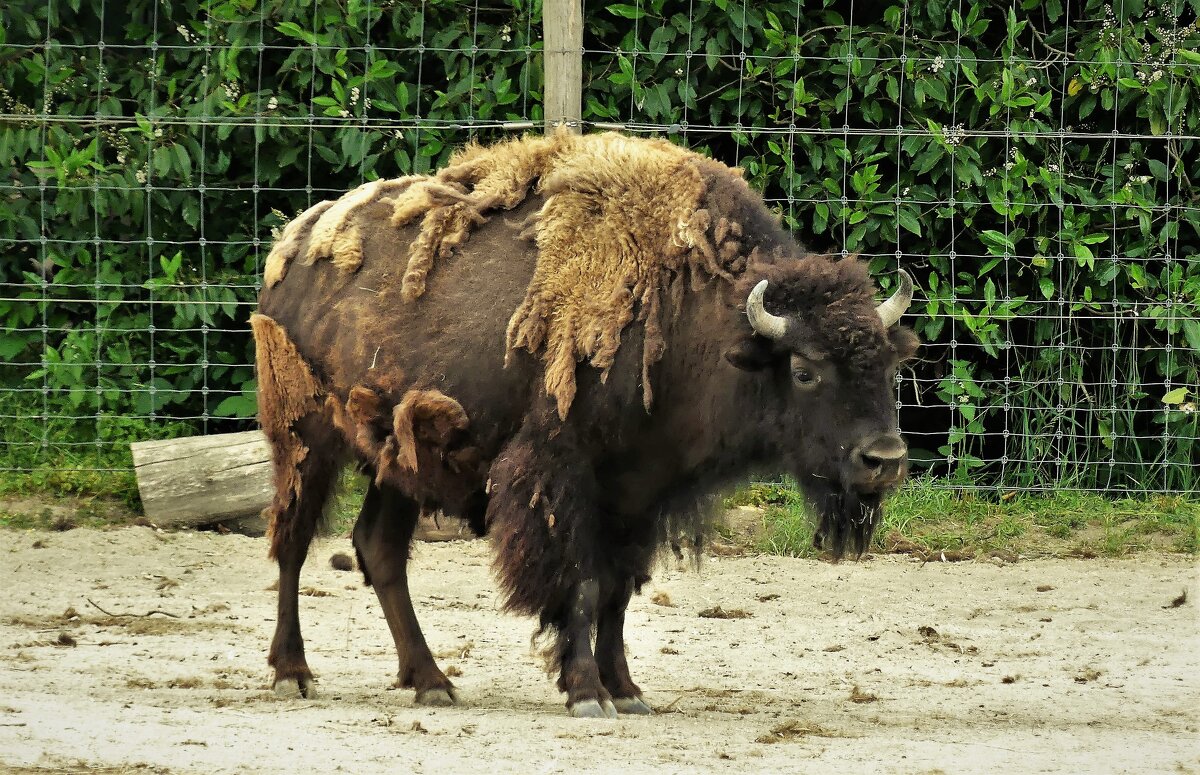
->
[746,280,789,340]
[875,269,913,328]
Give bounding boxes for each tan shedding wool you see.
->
[325,385,471,489]
[263,201,335,288]
[249,313,325,554]
[266,130,758,419]
[305,177,422,273]
[390,389,471,473]
[504,134,713,417]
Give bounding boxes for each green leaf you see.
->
[1161,387,1188,405]
[213,393,258,418]
[1184,320,1200,353]
[979,230,1015,255]
[1147,159,1168,182]
[648,25,675,64]
[275,22,313,45]
[0,334,29,360]
[153,146,172,179]
[1073,243,1094,267]
[897,207,922,236]
[182,199,199,229]
[173,144,191,179]
[606,4,646,19]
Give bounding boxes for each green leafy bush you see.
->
[583,0,1199,490]
[1,0,1196,491]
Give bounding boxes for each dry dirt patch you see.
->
[0,526,1197,774]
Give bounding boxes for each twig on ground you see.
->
[86,598,181,619]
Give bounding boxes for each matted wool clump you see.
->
[503,133,720,418]
[265,130,755,419]
[249,313,325,557]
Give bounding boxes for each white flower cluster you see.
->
[500,24,512,43]
[1108,1,1200,82]
[339,86,371,116]
[942,123,965,146]
[930,55,945,73]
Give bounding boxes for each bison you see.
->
[253,131,918,718]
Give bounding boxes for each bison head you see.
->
[725,259,919,560]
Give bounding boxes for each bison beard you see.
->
[254,130,917,717]
[808,487,883,561]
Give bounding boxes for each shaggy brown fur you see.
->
[306,177,423,274]
[392,134,564,302]
[390,390,470,472]
[249,313,325,558]
[266,131,765,419]
[325,386,388,464]
[324,385,474,493]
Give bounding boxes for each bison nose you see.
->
[850,433,908,488]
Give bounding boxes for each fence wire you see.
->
[1,0,1197,493]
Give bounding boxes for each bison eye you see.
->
[792,368,820,388]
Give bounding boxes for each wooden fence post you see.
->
[543,0,582,133]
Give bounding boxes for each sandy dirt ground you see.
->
[0,526,1197,775]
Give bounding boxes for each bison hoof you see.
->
[273,677,318,700]
[569,699,617,719]
[415,687,456,707]
[612,696,653,715]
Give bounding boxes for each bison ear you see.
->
[889,326,920,362]
[724,337,775,372]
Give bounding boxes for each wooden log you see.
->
[131,430,480,541]
[542,0,582,133]
[131,431,274,529]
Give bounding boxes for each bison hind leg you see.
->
[353,481,457,706]
[266,416,344,699]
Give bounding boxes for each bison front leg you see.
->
[595,576,652,715]
[551,579,618,719]
[488,427,622,718]
[352,482,456,706]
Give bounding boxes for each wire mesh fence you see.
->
[1,0,1197,494]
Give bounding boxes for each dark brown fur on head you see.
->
[727,254,919,560]
[736,254,917,372]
